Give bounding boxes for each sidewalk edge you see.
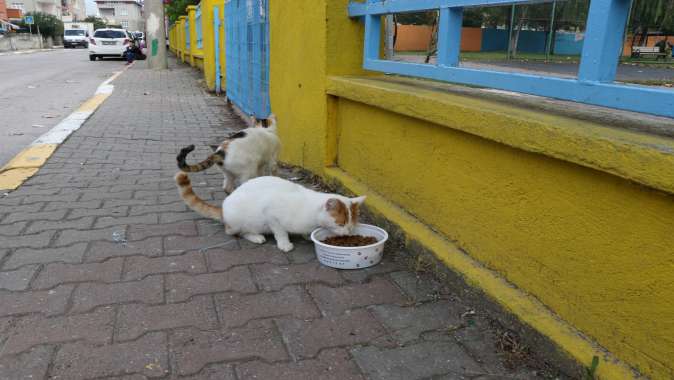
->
[0,67,128,191]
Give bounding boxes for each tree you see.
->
[18,12,63,39]
[84,16,107,30]
[164,0,199,24]
[630,0,674,44]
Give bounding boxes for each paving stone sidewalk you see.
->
[0,58,558,380]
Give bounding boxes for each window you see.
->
[120,21,129,29]
[93,29,125,38]
[65,30,86,36]
[118,7,128,16]
[10,2,24,11]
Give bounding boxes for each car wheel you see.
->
[89,55,97,61]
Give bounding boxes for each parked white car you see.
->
[89,28,131,61]
[64,29,89,48]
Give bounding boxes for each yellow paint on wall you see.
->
[325,167,639,380]
[270,0,327,173]
[200,0,224,91]
[334,97,674,379]
[187,5,199,67]
[269,0,367,173]
[327,76,674,195]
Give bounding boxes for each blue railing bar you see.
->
[363,59,674,118]
[349,0,555,16]
[437,7,463,67]
[364,14,381,60]
[214,5,221,93]
[577,0,630,83]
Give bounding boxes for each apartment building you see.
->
[95,0,143,32]
[6,0,62,18]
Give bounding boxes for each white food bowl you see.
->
[310,224,388,269]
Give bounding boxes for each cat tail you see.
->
[175,172,223,222]
[176,145,224,172]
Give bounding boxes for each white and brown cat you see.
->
[177,115,280,193]
[175,172,365,252]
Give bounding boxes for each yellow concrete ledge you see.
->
[327,76,674,195]
[324,166,640,380]
[0,144,58,190]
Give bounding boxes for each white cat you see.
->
[177,115,280,193]
[175,173,366,252]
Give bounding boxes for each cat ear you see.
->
[325,198,341,211]
[350,196,366,205]
[209,145,219,152]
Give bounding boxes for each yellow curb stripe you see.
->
[77,93,111,113]
[325,167,640,380]
[0,168,42,190]
[0,67,128,191]
[0,144,59,190]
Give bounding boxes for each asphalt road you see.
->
[0,48,124,168]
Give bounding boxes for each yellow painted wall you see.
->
[199,0,223,90]
[270,0,327,173]
[177,16,187,62]
[268,2,674,379]
[186,5,199,67]
[333,97,673,378]
[269,0,366,173]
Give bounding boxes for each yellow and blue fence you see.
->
[168,1,674,378]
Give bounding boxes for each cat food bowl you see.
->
[310,224,388,269]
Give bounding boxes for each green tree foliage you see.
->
[18,12,63,39]
[165,0,199,24]
[630,0,674,37]
[84,16,107,30]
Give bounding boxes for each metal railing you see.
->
[349,0,674,118]
[196,5,203,49]
[185,20,190,50]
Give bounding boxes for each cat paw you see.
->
[243,233,266,244]
[277,241,294,252]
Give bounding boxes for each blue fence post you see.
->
[437,7,463,67]
[214,5,221,93]
[185,20,190,50]
[578,0,630,83]
[196,5,203,49]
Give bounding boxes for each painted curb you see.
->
[0,67,128,191]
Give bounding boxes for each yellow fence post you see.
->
[200,0,225,90]
[186,5,198,67]
[177,16,187,62]
[269,0,366,173]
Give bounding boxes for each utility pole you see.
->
[385,14,394,60]
[145,0,167,69]
[507,5,516,60]
[545,0,557,61]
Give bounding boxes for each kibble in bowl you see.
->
[311,224,388,269]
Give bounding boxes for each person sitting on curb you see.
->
[124,38,146,65]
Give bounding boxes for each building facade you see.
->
[62,0,86,21]
[0,0,8,22]
[95,0,143,32]
[6,0,62,18]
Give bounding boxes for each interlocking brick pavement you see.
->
[0,58,562,379]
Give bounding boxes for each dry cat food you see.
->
[321,235,378,247]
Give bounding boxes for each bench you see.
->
[631,46,668,59]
